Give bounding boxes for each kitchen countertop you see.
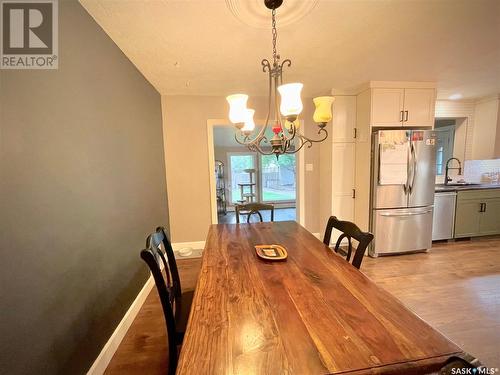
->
[435,184,500,193]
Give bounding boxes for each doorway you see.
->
[433,117,468,182]
[207,119,305,225]
[435,122,455,175]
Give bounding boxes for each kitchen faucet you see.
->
[444,157,462,185]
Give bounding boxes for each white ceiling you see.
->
[80,0,500,99]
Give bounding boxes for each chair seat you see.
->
[175,290,194,338]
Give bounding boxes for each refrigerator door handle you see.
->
[380,209,433,217]
[403,140,411,195]
[377,144,381,184]
[408,141,418,194]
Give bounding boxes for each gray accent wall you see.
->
[0,1,168,374]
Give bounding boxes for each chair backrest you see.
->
[146,227,182,305]
[235,203,275,223]
[440,353,483,374]
[323,216,374,269]
[140,246,178,375]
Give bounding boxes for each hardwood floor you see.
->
[363,237,500,368]
[103,259,201,375]
[104,236,500,374]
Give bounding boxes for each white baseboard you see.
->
[86,275,155,375]
[87,241,205,374]
[172,241,205,259]
[171,240,205,251]
[312,232,321,240]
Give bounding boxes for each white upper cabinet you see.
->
[403,89,436,127]
[369,86,435,127]
[371,88,405,127]
[332,96,356,142]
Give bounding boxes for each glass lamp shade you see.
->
[278,83,303,118]
[241,109,255,133]
[313,96,335,123]
[226,94,249,124]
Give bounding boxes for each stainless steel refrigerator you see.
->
[369,129,437,256]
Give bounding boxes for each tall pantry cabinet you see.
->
[323,95,357,244]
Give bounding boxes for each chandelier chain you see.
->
[271,8,278,65]
[231,1,330,157]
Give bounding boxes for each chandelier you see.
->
[226,0,334,157]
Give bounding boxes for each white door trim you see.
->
[207,119,305,226]
[297,125,305,226]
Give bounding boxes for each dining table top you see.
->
[176,221,463,374]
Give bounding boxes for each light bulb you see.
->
[313,96,335,124]
[278,83,303,119]
[226,94,249,124]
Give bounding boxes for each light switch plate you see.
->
[306,163,314,172]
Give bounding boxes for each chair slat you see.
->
[140,226,194,375]
[235,203,275,223]
[323,216,374,269]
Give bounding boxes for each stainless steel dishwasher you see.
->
[432,191,457,240]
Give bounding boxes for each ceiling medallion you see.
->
[225,0,318,29]
[226,0,333,158]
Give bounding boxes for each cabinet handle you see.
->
[404,110,409,122]
[352,189,356,199]
[400,110,404,122]
[353,128,357,139]
[483,203,487,212]
[479,203,486,212]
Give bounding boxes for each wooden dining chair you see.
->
[440,353,483,374]
[146,227,193,337]
[323,216,374,269]
[235,202,275,223]
[140,246,180,375]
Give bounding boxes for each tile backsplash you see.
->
[464,159,500,184]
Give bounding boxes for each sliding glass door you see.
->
[228,153,257,204]
[227,152,296,205]
[260,154,296,202]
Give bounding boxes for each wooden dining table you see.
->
[176,221,464,374]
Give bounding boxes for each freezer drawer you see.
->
[370,206,433,256]
[432,192,456,241]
